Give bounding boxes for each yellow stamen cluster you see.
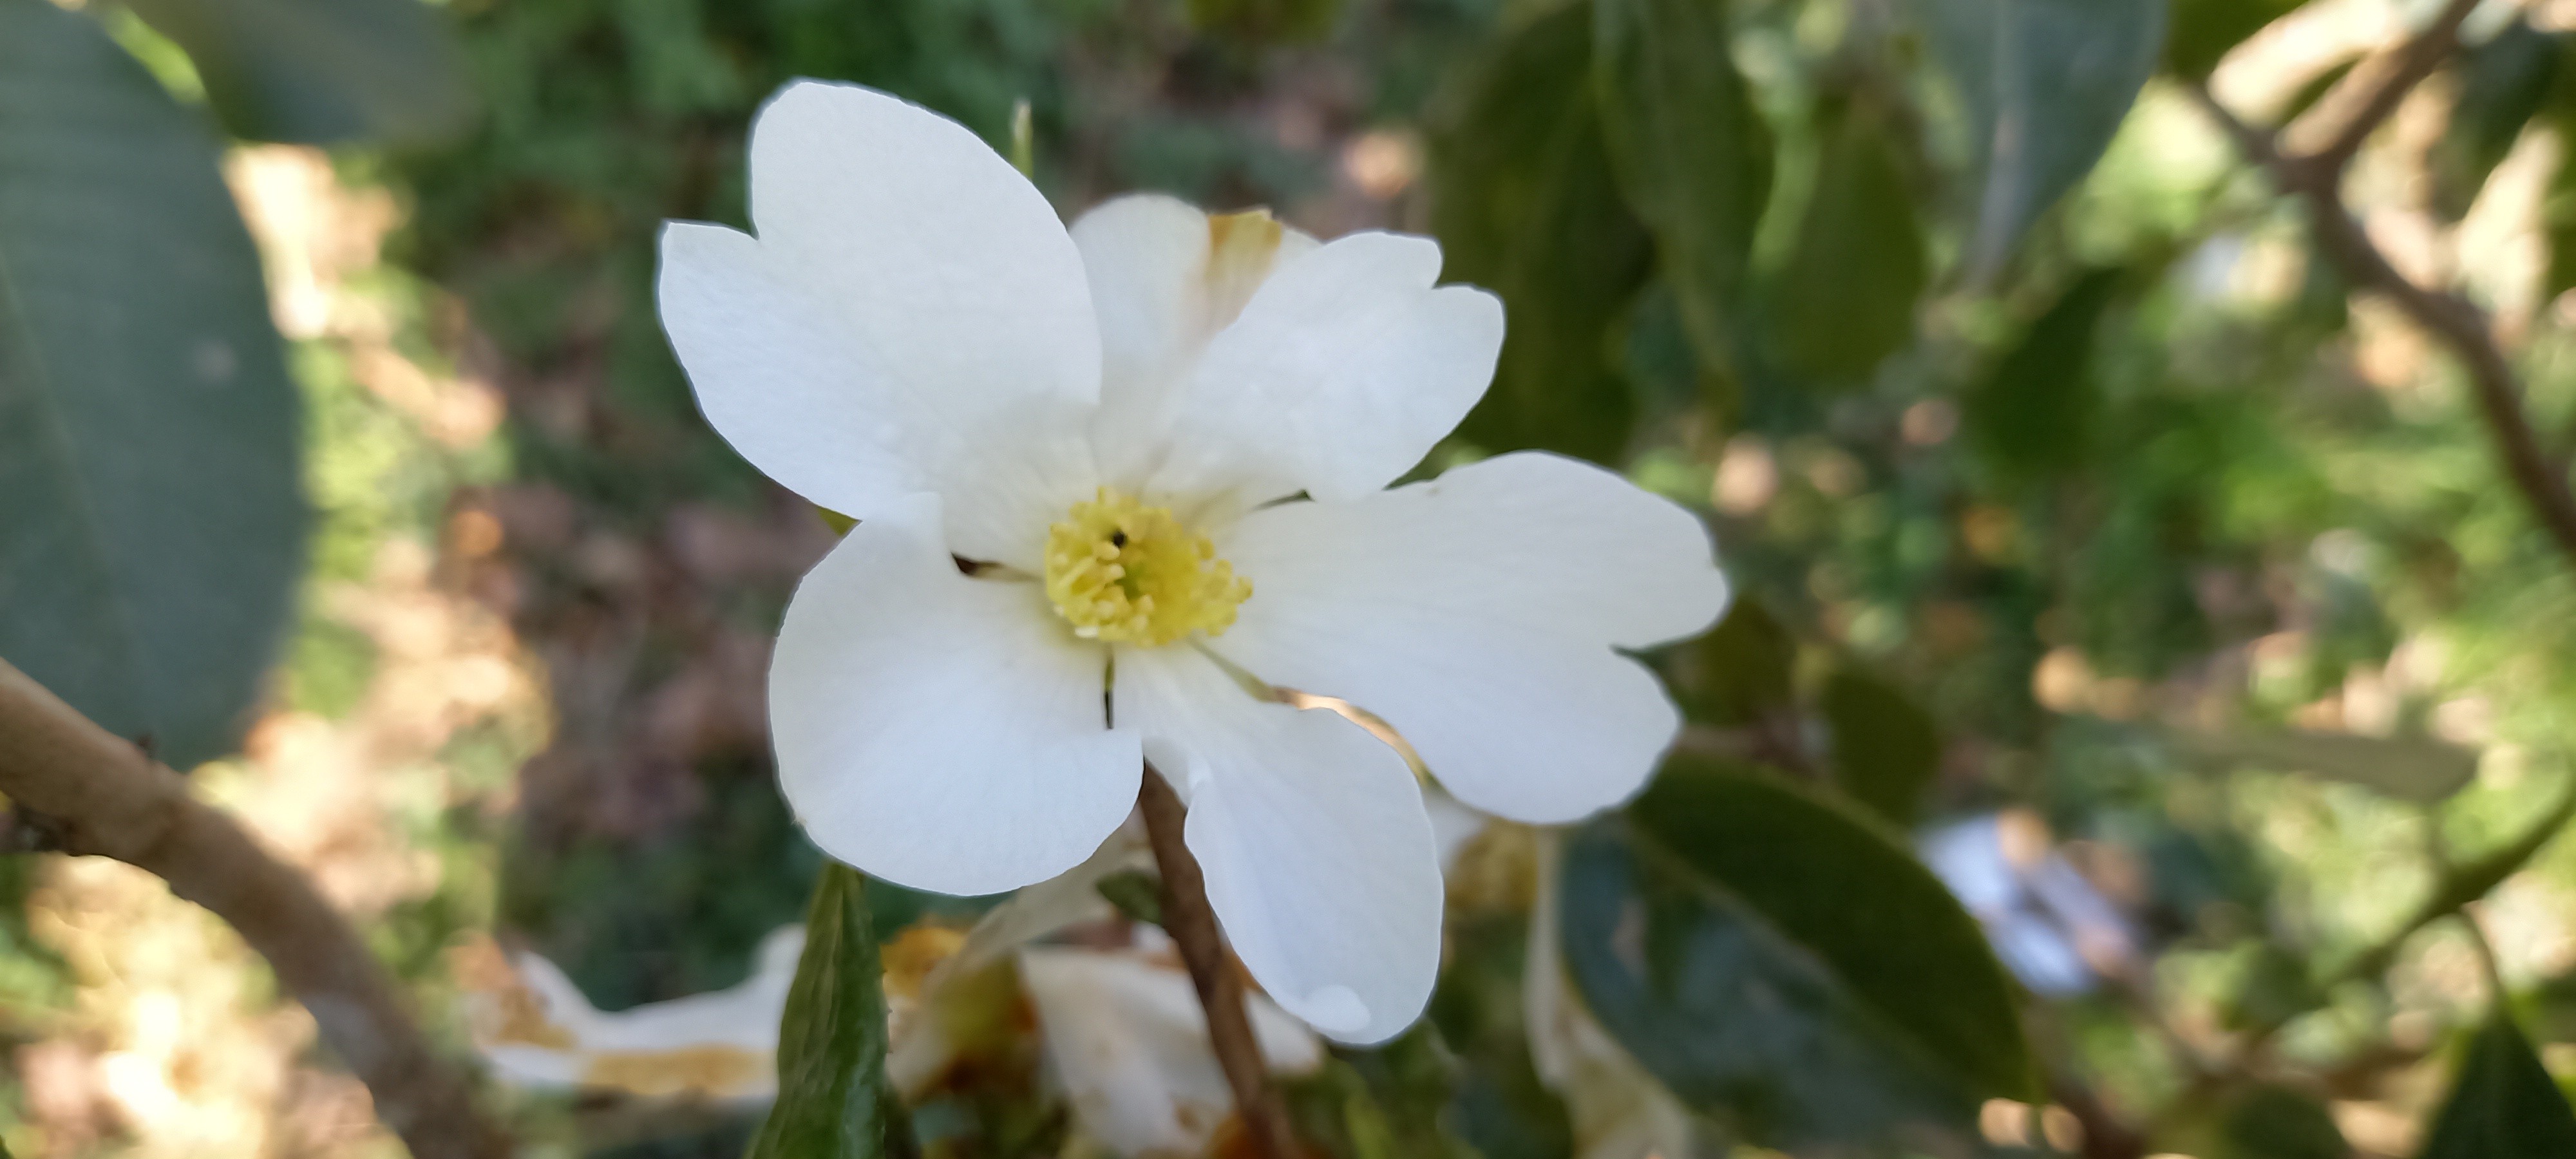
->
[1043,488,1250,646]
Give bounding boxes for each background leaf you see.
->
[1966,267,2119,482]
[1591,0,1773,379]
[122,0,473,145]
[1921,0,2166,279]
[2417,1009,2576,1159]
[1678,597,1797,728]
[2211,1084,2351,1159]
[1821,670,1940,828]
[0,0,305,769]
[746,863,895,1159]
[2170,727,2480,804]
[1768,95,1925,385]
[1433,1,1653,464]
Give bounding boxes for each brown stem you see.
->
[2300,0,2481,175]
[2191,82,2576,569]
[0,659,507,1159]
[1136,763,1296,1159]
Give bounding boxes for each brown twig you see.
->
[2191,69,2576,569]
[2300,0,2481,175]
[0,659,507,1159]
[1135,764,1296,1159]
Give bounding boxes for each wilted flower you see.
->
[658,80,1727,1042]
[458,928,804,1101]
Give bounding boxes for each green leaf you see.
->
[2163,0,2297,80]
[1094,868,1163,927]
[1559,758,2036,1147]
[0,0,306,769]
[2213,1084,2350,1159]
[1965,267,2120,482]
[2419,1009,2576,1158]
[1768,97,1926,385]
[1432,1,1656,464]
[1921,0,2165,279]
[1591,0,1774,379]
[1820,671,1940,829]
[2432,21,2561,221]
[2170,726,2480,803]
[1680,597,1797,728]
[748,863,895,1159]
[122,0,472,145]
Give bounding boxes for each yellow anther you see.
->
[1043,487,1251,646]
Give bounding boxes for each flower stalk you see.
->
[1135,763,1299,1159]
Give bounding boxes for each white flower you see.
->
[656,80,1728,1044]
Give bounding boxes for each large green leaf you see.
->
[1591,0,1772,379]
[124,0,473,145]
[1432,0,1655,465]
[747,863,896,1159]
[2418,1009,2576,1159]
[1965,267,2119,482]
[1921,0,2165,279]
[1768,97,1925,385]
[1560,758,2036,1149]
[0,0,305,769]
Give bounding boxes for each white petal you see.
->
[659,81,1101,567]
[1074,195,1319,489]
[772,494,1139,896]
[1021,947,1321,1158]
[1112,647,1443,1044]
[1215,452,1728,824]
[1148,231,1504,507]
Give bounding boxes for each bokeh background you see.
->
[8,0,2576,1156]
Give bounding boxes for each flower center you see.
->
[1043,488,1250,646]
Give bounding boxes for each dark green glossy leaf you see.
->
[1560,757,2036,1147]
[1820,670,1940,829]
[1770,97,1925,385]
[1966,267,2120,482]
[124,0,472,144]
[1433,1,1654,464]
[1680,597,1797,728]
[2418,1010,2576,1158]
[2432,21,2560,221]
[1921,0,2165,279]
[1624,759,2034,1100]
[747,863,894,1159]
[2164,0,2297,80]
[1558,820,1978,1149]
[0,0,305,769]
[1592,0,1772,379]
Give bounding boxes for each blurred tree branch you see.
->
[2303,0,2480,174]
[1136,764,1298,1159]
[2190,0,2576,569]
[0,658,507,1159]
